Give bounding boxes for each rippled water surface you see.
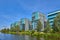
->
[0,33,60,40]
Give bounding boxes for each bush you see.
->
[32,32,38,36]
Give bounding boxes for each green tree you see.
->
[1,28,6,33]
[36,20,42,32]
[10,23,15,32]
[10,26,15,32]
[1,28,10,33]
[6,28,10,32]
[53,13,60,32]
[31,30,35,35]
[10,22,20,32]
[14,25,20,32]
[44,20,51,33]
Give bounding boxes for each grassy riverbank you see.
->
[1,31,60,39]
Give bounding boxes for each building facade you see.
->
[48,10,60,27]
[32,12,46,31]
[20,18,32,31]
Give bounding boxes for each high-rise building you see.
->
[48,10,60,27]
[20,18,32,31]
[32,12,46,31]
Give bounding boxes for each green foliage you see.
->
[36,20,42,32]
[10,22,20,32]
[1,28,10,33]
[30,30,35,35]
[15,25,20,32]
[1,22,20,33]
[44,20,51,33]
[10,26,14,32]
[53,13,60,32]
[32,32,38,36]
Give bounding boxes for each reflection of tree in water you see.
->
[12,35,60,40]
[36,36,40,40]
[29,36,45,40]
[36,36,45,40]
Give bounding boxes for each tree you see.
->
[1,28,6,33]
[1,28,10,33]
[53,13,60,32]
[6,28,10,32]
[36,20,42,32]
[44,20,51,33]
[10,26,15,32]
[15,25,20,32]
[10,22,20,32]
[10,23,15,32]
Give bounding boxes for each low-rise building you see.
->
[20,18,32,31]
[48,10,60,27]
[32,12,46,31]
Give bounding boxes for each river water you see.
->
[0,33,59,40]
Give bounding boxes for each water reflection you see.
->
[0,33,60,40]
[34,36,45,40]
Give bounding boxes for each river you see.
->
[0,32,59,40]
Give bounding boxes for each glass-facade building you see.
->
[10,21,20,30]
[48,10,60,27]
[32,12,46,31]
[20,18,32,31]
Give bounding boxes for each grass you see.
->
[1,31,60,38]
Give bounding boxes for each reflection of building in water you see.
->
[23,35,30,40]
[40,38,45,40]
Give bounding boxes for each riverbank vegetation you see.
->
[0,13,60,38]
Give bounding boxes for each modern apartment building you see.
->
[10,21,20,30]
[20,18,32,31]
[32,12,46,31]
[11,21,20,27]
[48,10,60,27]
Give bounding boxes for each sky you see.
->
[0,0,60,29]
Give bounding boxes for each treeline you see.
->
[44,13,60,33]
[1,13,60,33]
[1,23,20,33]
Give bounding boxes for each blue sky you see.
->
[0,0,60,29]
